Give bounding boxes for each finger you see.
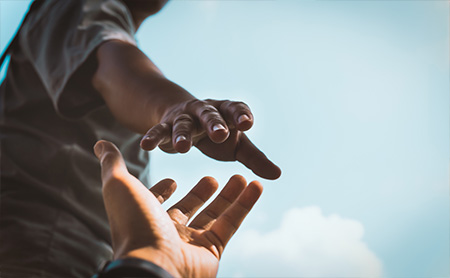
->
[94,140,129,183]
[189,175,247,230]
[219,100,254,131]
[149,178,177,204]
[172,114,194,153]
[191,101,229,144]
[167,176,219,225]
[140,123,171,151]
[207,181,263,256]
[236,134,282,180]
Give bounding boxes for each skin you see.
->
[94,140,263,277]
[122,0,169,29]
[93,2,282,180]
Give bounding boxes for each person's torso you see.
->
[0,2,149,274]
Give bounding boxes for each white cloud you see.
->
[219,206,383,277]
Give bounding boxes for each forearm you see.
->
[92,40,195,134]
[92,41,281,179]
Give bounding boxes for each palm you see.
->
[177,228,221,278]
[95,140,262,278]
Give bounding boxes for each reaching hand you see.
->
[140,99,281,180]
[94,140,263,278]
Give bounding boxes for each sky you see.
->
[1,0,449,277]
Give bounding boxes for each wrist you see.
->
[93,257,174,278]
[157,83,196,119]
[122,248,183,278]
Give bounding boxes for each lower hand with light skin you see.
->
[94,140,263,277]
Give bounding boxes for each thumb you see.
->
[94,140,128,183]
[235,134,282,180]
[94,140,165,257]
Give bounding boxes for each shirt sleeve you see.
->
[18,0,137,119]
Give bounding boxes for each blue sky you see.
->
[1,0,449,277]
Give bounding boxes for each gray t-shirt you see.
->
[0,0,150,277]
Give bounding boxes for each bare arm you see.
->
[93,40,193,134]
[92,40,281,180]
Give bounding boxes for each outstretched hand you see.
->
[94,140,263,278]
[140,99,281,180]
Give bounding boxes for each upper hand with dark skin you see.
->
[140,98,281,180]
[94,140,263,277]
[93,41,281,180]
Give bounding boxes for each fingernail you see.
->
[238,114,250,124]
[175,135,187,144]
[142,135,153,141]
[212,124,226,132]
[93,142,104,159]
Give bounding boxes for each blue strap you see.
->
[93,258,174,278]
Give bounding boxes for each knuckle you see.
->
[234,101,250,110]
[148,123,170,138]
[220,101,250,113]
[186,99,205,110]
[199,105,220,118]
[99,152,119,168]
[102,170,129,192]
[221,213,239,231]
[159,122,171,130]
[219,100,233,110]
[172,114,193,136]
[206,116,224,127]
[108,169,127,184]
[203,99,224,106]
[230,102,251,115]
[173,114,193,123]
